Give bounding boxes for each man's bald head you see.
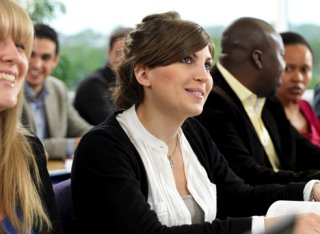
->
[220,17,275,60]
[219,17,285,97]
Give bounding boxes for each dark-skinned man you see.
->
[197,17,320,185]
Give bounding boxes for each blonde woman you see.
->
[0,0,62,233]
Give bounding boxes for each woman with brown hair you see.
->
[72,11,320,234]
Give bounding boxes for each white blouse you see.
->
[116,105,217,226]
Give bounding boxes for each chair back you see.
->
[53,178,73,234]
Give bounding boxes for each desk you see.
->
[47,159,72,183]
[47,160,65,171]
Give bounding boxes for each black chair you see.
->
[53,178,73,234]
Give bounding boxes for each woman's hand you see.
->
[265,213,320,234]
[293,213,320,234]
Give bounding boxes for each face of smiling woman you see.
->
[0,36,28,112]
[136,46,213,120]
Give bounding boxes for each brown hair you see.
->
[113,11,214,110]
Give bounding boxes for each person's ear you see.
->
[251,49,263,69]
[134,64,151,87]
[52,54,60,69]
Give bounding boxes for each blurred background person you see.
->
[276,31,320,147]
[74,27,132,125]
[21,23,92,160]
[0,0,62,233]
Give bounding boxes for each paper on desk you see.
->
[65,158,73,171]
[266,200,320,217]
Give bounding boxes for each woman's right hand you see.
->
[293,213,320,234]
[265,213,320,234]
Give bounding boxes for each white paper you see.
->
[266,200,320,217]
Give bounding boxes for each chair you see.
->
[53,178,73,234]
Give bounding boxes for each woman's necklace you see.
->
[167,137,179,168]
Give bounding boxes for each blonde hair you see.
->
[0,0,51,233]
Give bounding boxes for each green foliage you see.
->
[24,0,66,23]
[52,30,106,89]
[206,26,223,64]
[51,54,76,88]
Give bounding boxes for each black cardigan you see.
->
[73,65,115,125]
[71,113,305,234]
[28,135,63,233]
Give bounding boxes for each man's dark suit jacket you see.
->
[74,65,115,125]
[197,65,320,185]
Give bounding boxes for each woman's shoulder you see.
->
[183,117,207,134]
[298,99,313,109]
[80,112,133,149]
[85,112,125,136]
[182,117,213,147]
[26,134,45,155]
[24,134,48,168]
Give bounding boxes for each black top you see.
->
[197,65,320,185]
[28,135,63,233]
[71,112,305,234]
[74,65,115,125]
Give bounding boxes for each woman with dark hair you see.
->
[71,12,320,234]
[277,31,320,147]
